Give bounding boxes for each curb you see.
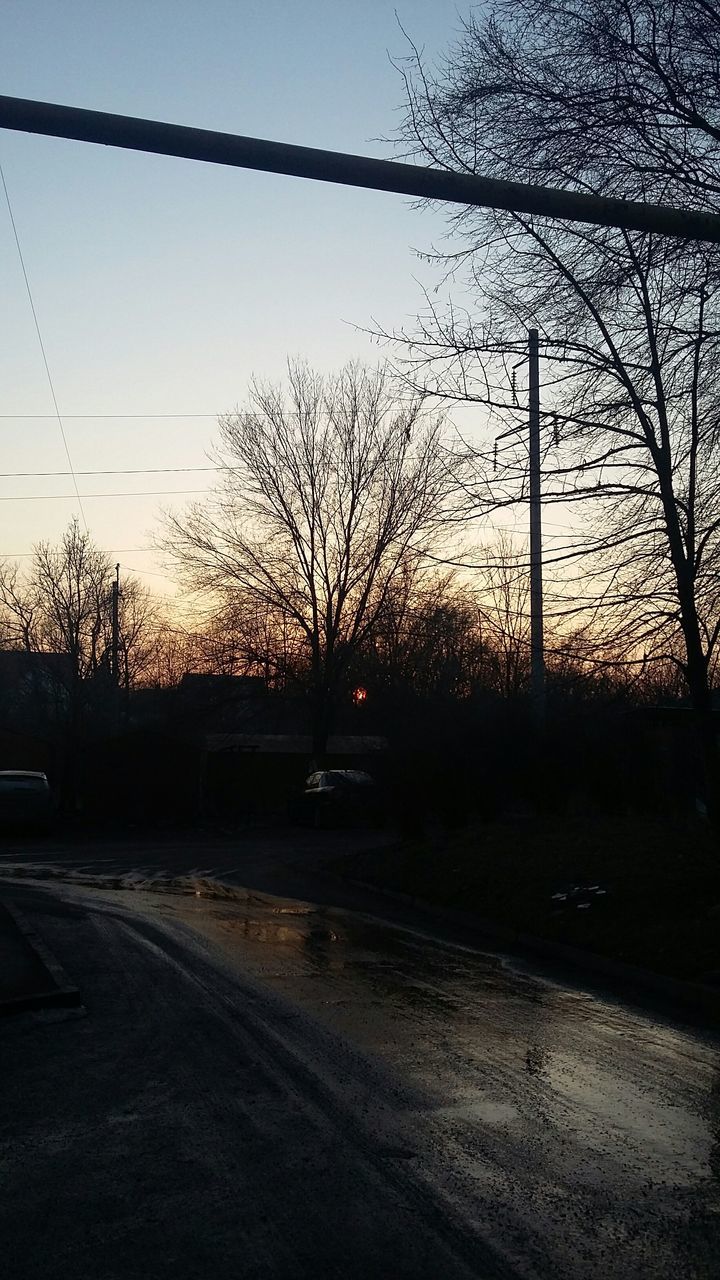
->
[0,900,82,1016]
[337,876,720,1025]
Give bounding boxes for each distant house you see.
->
[128,671,270,734]
[0,650,73,722]
[0,651,75,775]
[177,672,265,700]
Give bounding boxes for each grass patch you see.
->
[332,813,720,982]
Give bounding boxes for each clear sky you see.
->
[0,0,474,599]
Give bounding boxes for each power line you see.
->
[1,546,155,558]
[0,467,584,533]
[0,160,87,530]
[0,413,218,419]
[0,466,218,478]
[0,546,178,584]
[120,564,176,580]
[0,547,178,587]
[0,489,209,501]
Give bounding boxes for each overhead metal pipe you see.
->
[2,94,720,242]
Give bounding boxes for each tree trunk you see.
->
[656,459,718,829]
[672,578,718,828]
[683,647,719,829]
[311,683,333,765]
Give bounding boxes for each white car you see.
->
[0,771,53,829]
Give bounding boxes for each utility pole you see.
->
[111,564,120,685]
[528,329,545,728]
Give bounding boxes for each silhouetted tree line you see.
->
[0,512,707,826]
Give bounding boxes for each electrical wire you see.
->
[0,489,209,501]
[0,466,218,478]
[0,160,87,529]
[121,564,178,581]
[0,413,218,419]
[0,546,155,557]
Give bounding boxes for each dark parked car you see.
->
[289,769,380,828]
[0,771,53,831]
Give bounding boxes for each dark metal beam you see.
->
[1,94,719,243]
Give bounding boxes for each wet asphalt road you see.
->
[1,837,719,1279]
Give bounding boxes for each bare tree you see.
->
[114,576,159,690]
[0,519,156,694]
[474,533,532,699]
[357,561,489,699]
[137,624,199,689]
[0,561,39,653]
[413,0,720,213]
[383,1,720,810]
[162,361,459,757]
[144,602,308,690]
[211,596,308,691]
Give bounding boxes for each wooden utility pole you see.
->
[528,330,545,727]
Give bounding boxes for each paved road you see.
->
[0,824,391,906]
[1,837,719,1278]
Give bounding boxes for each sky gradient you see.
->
[1,0,469,597]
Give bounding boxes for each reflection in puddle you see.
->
[436,1096,520,1127]
[76,874,720,1278]
[213,908,343,965]
[27,869,720,1205]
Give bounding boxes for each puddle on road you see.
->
[210,901,720,1200]
[182,893,720,1194]
[434,1095,521,1127]
[5,857,720,1196]
[0,860,273,904]
[212,911,340,951]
